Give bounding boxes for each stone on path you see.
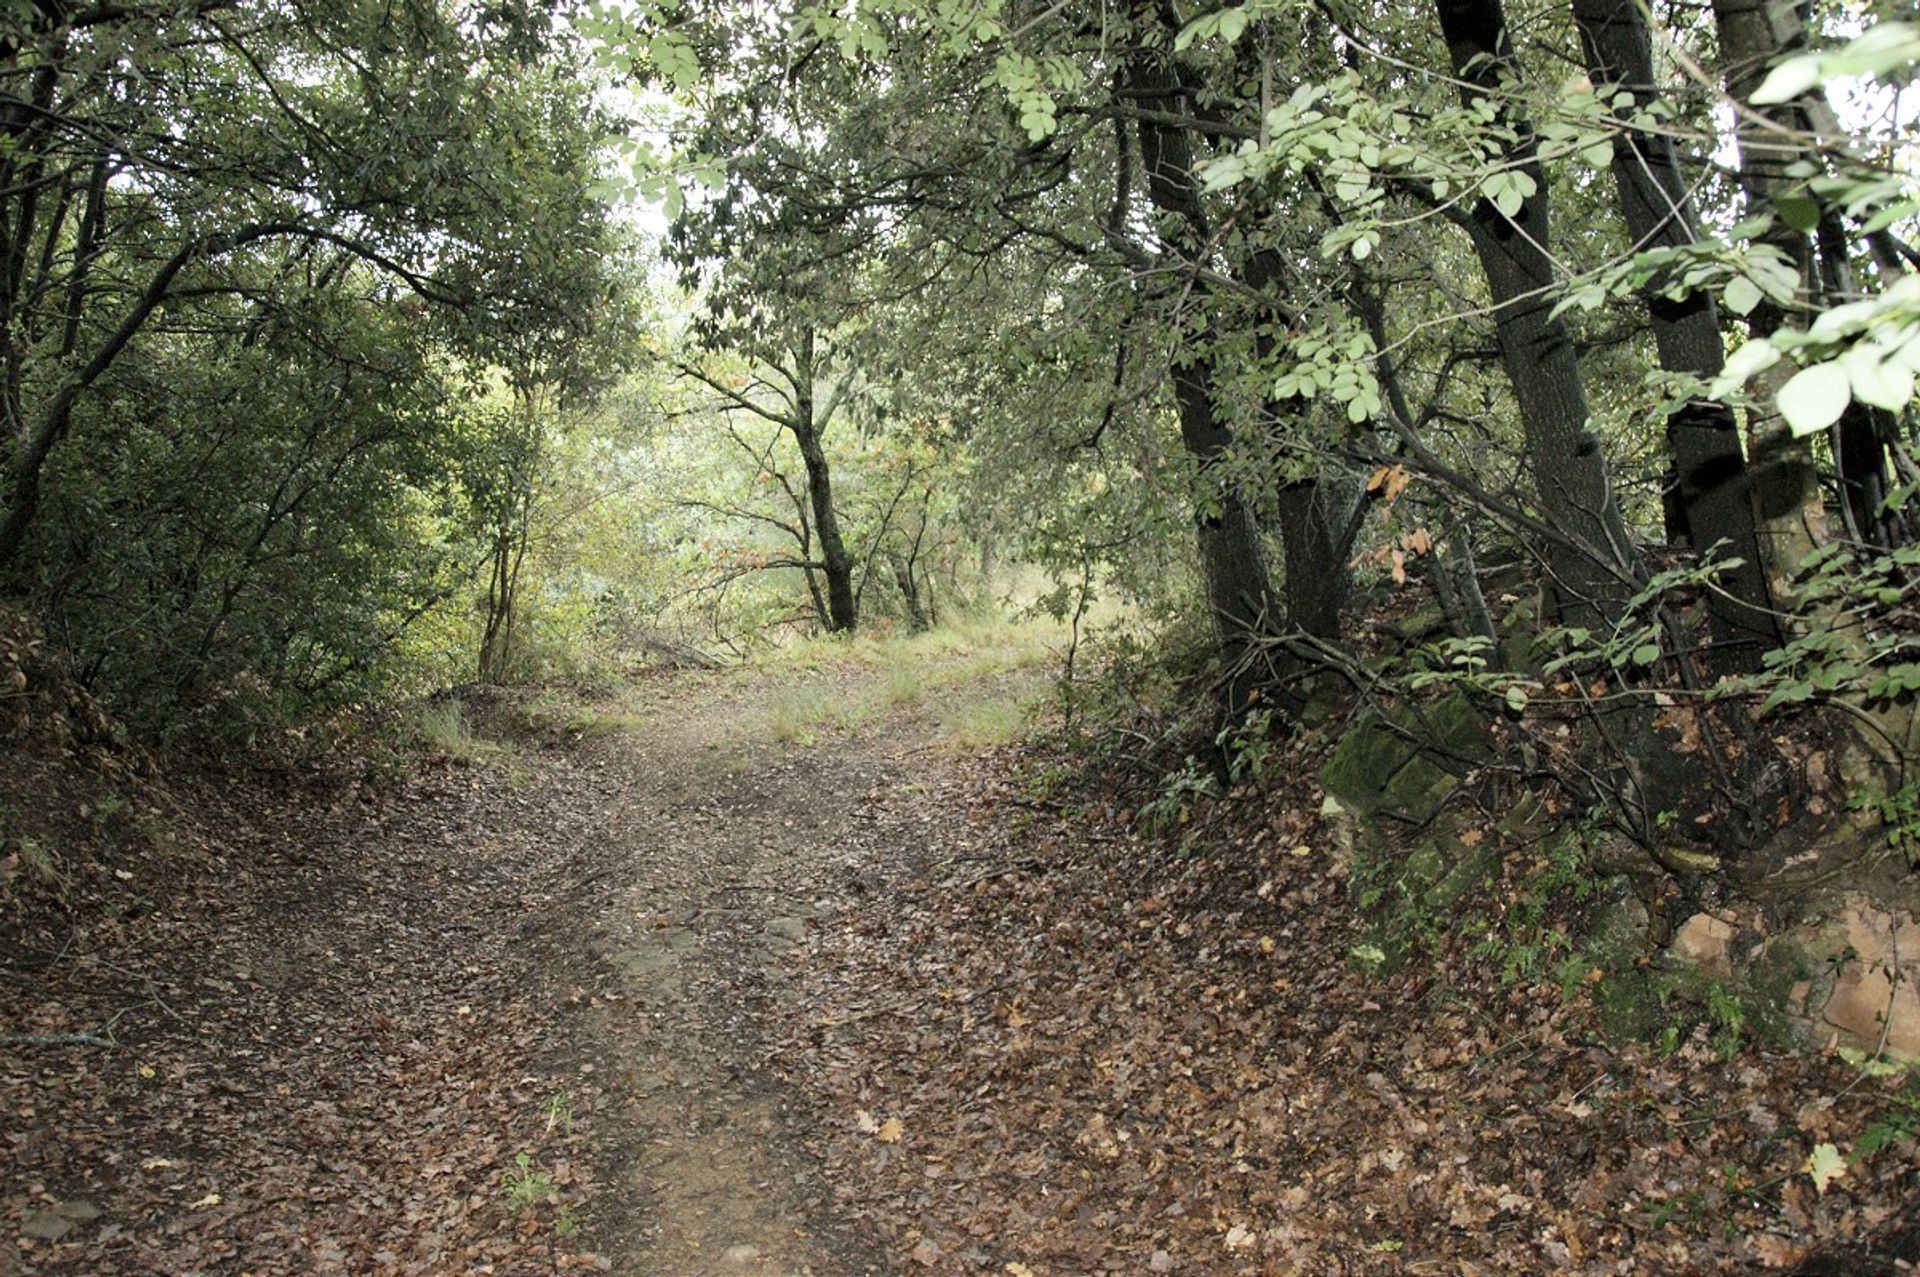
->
[22,1199,100,1242]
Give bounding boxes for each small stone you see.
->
[1669,912,1735,974]
[21,1210,75,1242]
[722,1243,761,1265]
[764,916,806,944]
[54,1200,101,1222]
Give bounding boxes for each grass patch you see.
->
[408,699,507,764]
[741,615,1066,749]
[884,663,925,707]
[767,682,840,745]
[565,709,647,740]
[940,695,1034,750]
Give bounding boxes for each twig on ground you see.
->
[0,1031,114,1048]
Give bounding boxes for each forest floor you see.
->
[4,629,1919,1276]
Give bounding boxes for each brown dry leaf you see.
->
[1752,1235,1810,1268]
[876,1117,905,1144]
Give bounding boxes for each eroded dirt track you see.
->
[2,659,1012,1275]
[537,672,925,1277]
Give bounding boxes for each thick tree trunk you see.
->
[1434,0,1638,630]
[1167,359,1280,645]
[791,328,857,633]
[1240,245,1352,647]
[1571,0,1780,672]
[1273,479,1350,642]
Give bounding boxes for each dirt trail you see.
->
[539,671,921,1276]
[2,654,1036,1275]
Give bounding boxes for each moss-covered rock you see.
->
[1320,693,1491,826]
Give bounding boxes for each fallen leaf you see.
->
[1805,1142,1846,1194]
[876,1117,904,1143]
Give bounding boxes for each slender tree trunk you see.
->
[1126,46,1279,709]
[1571,0,1780,672]
[791,328,857,632]
[1244,248,1353,645]
[1711,0,1827,583]
[1434,0,1639,630]
[1814,209,1907,548]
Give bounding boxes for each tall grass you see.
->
[407,699,506,763]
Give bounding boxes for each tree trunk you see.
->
[1815,209,1907,548]
[1274,479,1349,642]
[1127,48,1280,706]
[791,327,857,633]
[1711,0,1827,583]
[1571,0,1780,672]
[1244,247,1353,647]
[1434,0,1638,630]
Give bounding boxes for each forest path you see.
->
[0,635,1050,1276]
[520,649,1047,1275]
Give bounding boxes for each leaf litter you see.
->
[773,728,1920,1276]
[3,661,1917,1275]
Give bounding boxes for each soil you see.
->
[2,658,1016,1276]
[4,651,1918,1276]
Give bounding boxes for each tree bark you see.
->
[1433,0,1639,630]
[791,327,857,633]
[1274,478,1350,641]
[1126,46,1280,705]
[1572,0,1780,672]
[1711,0,1827,582]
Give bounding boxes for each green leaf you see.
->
[1775,193,1821,233]
[1777,361,1852,437]
[1485,170,1535,219]
[1723,275,1764,318]
[1631,643,1661,667]
[1713,337,1780,395]
[1841,344,1916,412]
[1753,23,1920,104]
[1750,56,1823,105]
[1863,199,1920,234]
